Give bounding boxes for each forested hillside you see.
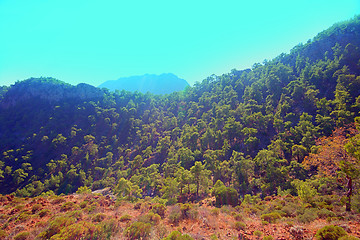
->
[0,16,360,212]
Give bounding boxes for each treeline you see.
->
[0,16,360,209]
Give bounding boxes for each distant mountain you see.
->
[98,73,189,94]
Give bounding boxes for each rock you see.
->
[289,225,305,240]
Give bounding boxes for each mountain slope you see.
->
[0,16,359,206]
[98,73,189,94]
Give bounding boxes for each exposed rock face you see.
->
[1,78,104,108]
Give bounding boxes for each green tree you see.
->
[190,161,211,197]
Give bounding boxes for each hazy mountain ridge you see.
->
[98,73,189,94]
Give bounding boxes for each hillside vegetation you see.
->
[0,16,360,239]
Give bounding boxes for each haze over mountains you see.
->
[98,73,189,94]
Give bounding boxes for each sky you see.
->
[0,0,359,87]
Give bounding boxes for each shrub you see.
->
[79,200,88,209]
[315,225,347,240]
[31,203,42,213]
[96,219,121,239]
[339,236,360,240]
[253,230,263,238]
[92,213,106,222]
[138,212,161,225]
[60,202,76,212]
[261,212,281,223]
[281,203,299,217]
[234,213,244,221]
[178,203,198,220]
[134,202,142,210]
[212,180,239,207]
[16,212,30,223]
[297,208,318,223]
[67,210,83,220]
[14,204,25,211]
[180,203,193,218]
[38,209,50,218]
[119,214,132,222]
[168,206,182,224]
[37,216,75,239]
[233,221,246,231]
[152,203,166,218]
[51,196,65,204]
[317,208,336,219]
[14,231,30,240]
[163,230,194,240]
[0,230,8,238]
[261,221,269,225]
[125,221,151,240]
[76,186,91,194]
[49,221,100,240]
[263,236,273,240]
[210,208,220,216]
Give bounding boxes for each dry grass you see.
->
[0,194,359,240]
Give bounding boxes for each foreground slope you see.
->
[0,192,359,239]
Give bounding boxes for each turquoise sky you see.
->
[0,0,359,87]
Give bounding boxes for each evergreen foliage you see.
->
[0,16,359,208]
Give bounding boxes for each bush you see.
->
[168,206,182,224]
[76,186,91,194]
[51,196,65,204]
[49,221,100,240]
[180,203,193,218]
[261,212,281,223]
[152,203,166,218]
[16,212,30,223]
[14,231,30,240]
[134,202,142,209]
[233,221,246,231]
[297,208,318,223]
[92,213,106,222]
[263,236,273,240]
[119,214,132,222]
[179,203,198,220]
[234,213,244,221]
[339,236,360,240]
[315,225,347,240]
[38,209,50,218]
[253,230,263,238]
[281,203,299,217]
[163,230,194,240]
[138,212,161,225]
[212,180,239,207]
[210,208,220,216]
[31,203,42,213]
[37,216,75,239]
[60,202,76,212]
[0,230,8,238]
[97,219,121,239]
[125,221,151,240]
[317,208,336,219]
[79,200,88,209]
[67,210,83,220]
